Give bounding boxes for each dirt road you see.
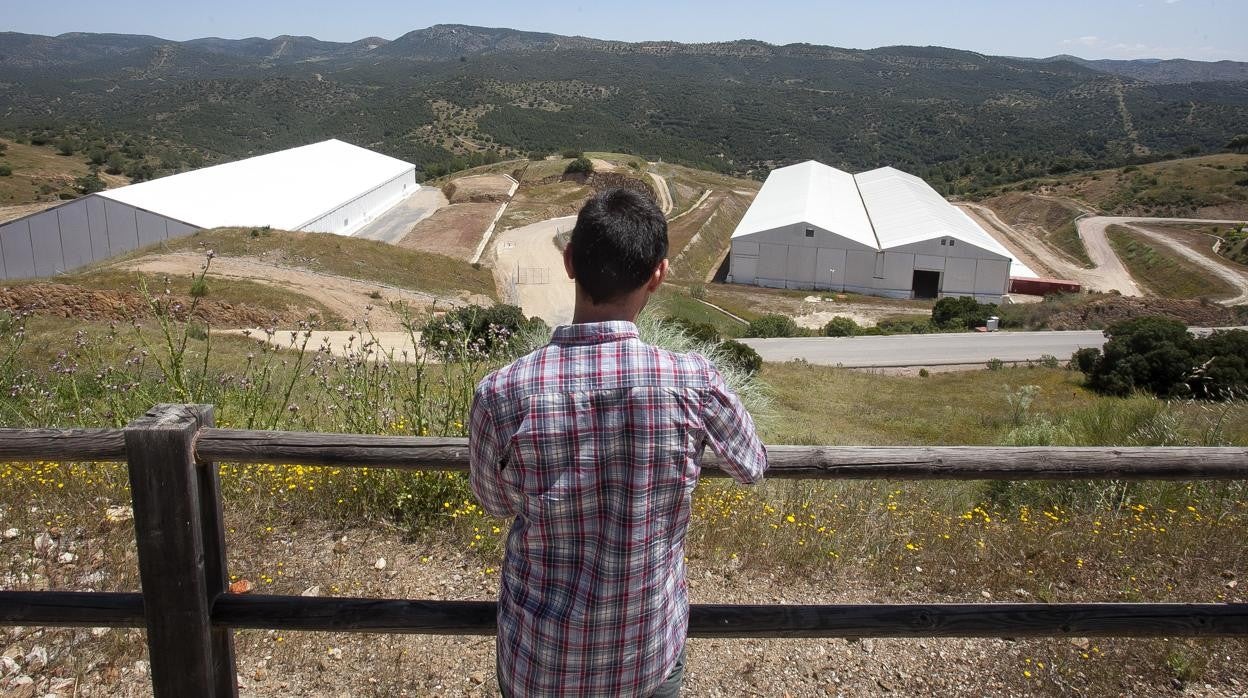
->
[121,253,463,331]
[1124,223,1248,305]
[1076,216,1245,298]
[491,216,576,326]
[957,203,1067,280]
[649,171,673,215]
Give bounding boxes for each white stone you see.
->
[33,534,54,554]
[300,585,321,597]
[2,528,18,540]
[374,558,386,570]
[56,553,75,565]
[22,646,46,672]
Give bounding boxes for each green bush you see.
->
[665,316,720,344]
[189,278,209,298]
[75,173,106,195]
[876,316,935,334]
[986,358,1004,371]
[1190,329,1248,399]
[822,316,860,337]
[564,157,594,175]
[1070,347,1101,374]
[421,304,548,361]
[745,314,799,338]
[560,149,584,159]
[719,339,762,376]
[931,296,997,330]
[1088,316,1195,397]
[0,164,11,177]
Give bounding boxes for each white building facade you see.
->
[0,139,418,281]
[728,161,1030,302]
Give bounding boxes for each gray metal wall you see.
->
[0,196,201,281]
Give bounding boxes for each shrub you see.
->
[75,173,106,195]
[1088,316,1195,397]
[1070,347,1101,374]
[822,316,860,337]
[688,284,706,301]
[560,149,584,159]
[1037,354,1061,369]
[1190,328,1248,399]
[876,316,935,334]
[665,316,720,344]
[564,157,593,175]
[189,278,209,298]
[918,368,930,378]
[932,296,997,330]
[986,358,1004,371]
[718,339,762,376]
[421,304,548,361]
[745,314,799,338]
[0,164,11,177]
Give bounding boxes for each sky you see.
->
[7,0,1247,61]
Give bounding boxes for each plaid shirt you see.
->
[470,321,767,697]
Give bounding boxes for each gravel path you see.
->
[490,215,576,326]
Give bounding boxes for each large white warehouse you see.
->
[728,161,1033,302]
[0,139,418,281]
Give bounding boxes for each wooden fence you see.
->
[1,403,1246,697]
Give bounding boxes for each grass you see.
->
[149,227,498,300]
[0,138,99,205]
[653,286,747,338]
[1106,225,1237,300]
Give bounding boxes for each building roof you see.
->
[97,139,415,230]
[733,160,1036,277]
[854,166,1012,257]
[731,161,877,249]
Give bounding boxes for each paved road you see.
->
[354,188,449,244]
[740,327,1243,368]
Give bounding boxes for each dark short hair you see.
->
[569,188,668,304]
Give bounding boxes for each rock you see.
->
[327,648,342,661]
[980,590,992,599]
[23,647,46,672]
[47,677,76,696]
[332,537,349,554]
[229,579,253,594]
[2,528,18,540]
[133,660,149,677]
[374,558,387,571]
[103,506,133,524]
[1013,588,1030,598]
[301,586,321,597]
[469,671,486,685]
[1,656,19,676]
[90,628,110,638]
[56,552,75,565]
[6,675,35,698]
[1227,580,1238,589]
[33,534,54,555]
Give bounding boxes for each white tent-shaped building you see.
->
[728,161,1032,301]
[0,139,418,281]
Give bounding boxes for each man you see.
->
[469,188,767,697]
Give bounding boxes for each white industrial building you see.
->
[728,161,1034,302]
[0,139,418,280]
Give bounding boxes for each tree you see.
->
[564,157,594,175]
[931,296,997,330]
[1189,329,1248,399]
[75,173,106,195]
[1087,316,1195,397]
[1226,134,1248,154]
[105,152,126,175]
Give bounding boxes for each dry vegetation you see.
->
[978,191,1092,266]
[0,139,126,206]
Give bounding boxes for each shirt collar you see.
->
[550,321,640,346]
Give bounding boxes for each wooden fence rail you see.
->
[0,404,1246,697]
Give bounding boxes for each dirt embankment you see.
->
[0,283,316,326]
[443,174,516,204]
[1041,296,1244,331]
[539,172,657,204]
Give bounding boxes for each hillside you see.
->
[983,154,1248,219]
[3,26,1248,191]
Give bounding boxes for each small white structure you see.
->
[0,139,418,280]
[728,161,1031,302]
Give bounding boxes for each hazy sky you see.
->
[8,0,1247,61]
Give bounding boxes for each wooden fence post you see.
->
[125,404,237,697]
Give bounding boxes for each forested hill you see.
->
[2,25,1247,191]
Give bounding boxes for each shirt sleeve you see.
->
[468,389,517,517]
[701,362,768,484]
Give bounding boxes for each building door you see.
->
[912,269,940,299]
